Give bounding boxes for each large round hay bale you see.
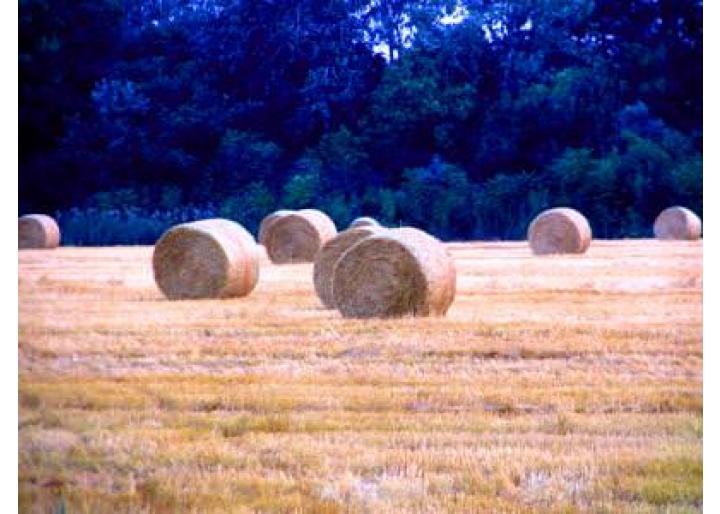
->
[258,210,293,247]
[265,209,337,264]
[332,227,456,318]
[18,214,60,249]
[152,219,259,300]
[313,225,386,308]
[348,216,381,229]
[527,207,592,255]
[653,206,702,240]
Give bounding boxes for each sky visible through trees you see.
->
[19,0,702,244]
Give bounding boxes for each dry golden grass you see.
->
[19,240,702,513]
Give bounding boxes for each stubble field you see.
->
[19,240,702,513]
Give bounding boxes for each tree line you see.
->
[20,0,702,243]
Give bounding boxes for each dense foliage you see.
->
[20,0,702,243]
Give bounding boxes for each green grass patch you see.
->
[637,457,702,506]
[221,414,292,437]
[616,456,703,507]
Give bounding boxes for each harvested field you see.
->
[19,240,702,513]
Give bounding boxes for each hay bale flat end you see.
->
[19,214,61,249]
[653,206,702,240]
[332,227,456,318]
[152,218,259,300]
[527,207,592,255]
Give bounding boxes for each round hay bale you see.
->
[18,214,60,249]
[258,209,294,247]
[348,216,381,229]
[152,219,259,300]
[332,226,456,318]
[653,206,702,240]
[527,207,592,255]
[313,225,386,308]
[265,209,337,264]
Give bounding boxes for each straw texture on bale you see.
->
[348,216,381,229]
[152,219,259,300]
[653,206,702,240]
[18,214,61,249]
[258,210,293,246]
[527,207,592,255]
[313,225,385,308]
[264,209,337,264]
[332,227,456,318]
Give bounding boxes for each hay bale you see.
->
[653,206,702,240]
[332,226,456,318]
[527,207,592,255]
[18,214,60,249]
[152,218,259,300]
[258,209,293,247]
[313,225,386,308]
[265,209,337,264]
[348,216,381,229]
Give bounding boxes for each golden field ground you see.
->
[19,240,702,513]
